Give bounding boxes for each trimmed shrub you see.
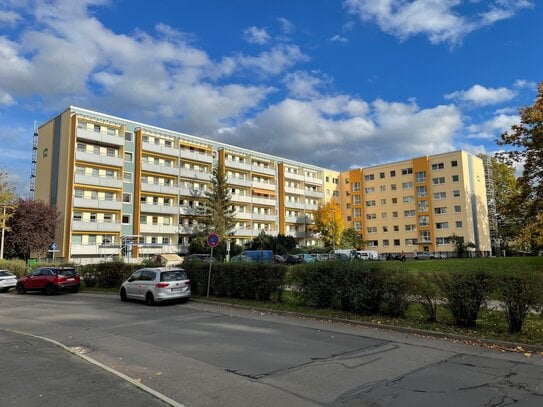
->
[0,259,27,277]
[411,271,440,322]
[379,269,412,318]
[78,262,137,289]
[494,270,543,333]
[437,270,491,328]
[183,261,286,302]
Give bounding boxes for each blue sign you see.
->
[207,233,220,248]
[50,242,58,250]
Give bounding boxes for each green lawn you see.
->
[402,256,543,273]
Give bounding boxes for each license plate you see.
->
[67,278,74,282]
[171,287,182,292]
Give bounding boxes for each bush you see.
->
[0,259,27,277]
[411,271,440,322]
[78,262,137,289]
[183,261,286,302]
[437,270,492,328]
[494,270,543,333]
[379,269,412,318]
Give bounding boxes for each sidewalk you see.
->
[0,329,171,407]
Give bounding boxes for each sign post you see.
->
[48,242,60,263]
[206,233,220,298]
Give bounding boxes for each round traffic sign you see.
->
[207,233,220,248]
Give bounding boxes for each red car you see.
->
[16,267,80,295]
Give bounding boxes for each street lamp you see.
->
[0,204,14,260]
[330,206,335,252]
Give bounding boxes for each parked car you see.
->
[413,252,447,260]
[120,267,191,306]
[283,254,302,265]
[274,255,286,263]
[183,254,215,262]
[230,254,253,262]
[299,254,316,263]
[16,267,80,295]
[0,270,17,293]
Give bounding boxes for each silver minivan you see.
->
[120,267,191,305]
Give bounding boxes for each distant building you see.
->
[32,107,491,263]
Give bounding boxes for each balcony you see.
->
[140,203,179,215]
[252,180,276,191]
[139,224,179,234]
[304,176,322,185]
[75,151,123,167]
[251,165,275,176]
[251,196,276,206]
[179,149,213,164]
[74,174,122,189]
[305,203,319,211]
[72,221,121,232]
[284,171,304,181]
[227,176,252,187]
[70,244,120,256]
[138,244,181,255]
[142,142,179,157]
[179,186,207,198]
[179,168,212,181]
[286,231,307,239]
[141,162,179,177]
[141,183,179,196]
[179,206,200,216]
[285,201,305,210]
[252,213,276,222]
[179,225,198,234]
[77,128,124,146]
[285,186,305,195]
[233,212,252,220]
[285,216,312,224]
[304,189,323,198]
[73,197,122,211]
[230,194,252,203]
[232,228,278,237]
[225,159,252,171]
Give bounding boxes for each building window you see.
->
[383,239,389,247]
[366,213,376,220]
[380,172,385,179]
[432,177,445,185]
[402,181,413,189]
[364,187,375,194]
[454,205,461,213]
[381,198,387,206]
[401,168,413,175]
[390,170,396,177]
[456,221,463,228]
[93,124,100,133]
[403,196,415,204]
[418,200,428,212]
[123,193,131,203]
[123,172,132,182]
[352,195,361,205]
[73,212,82,222]
[436,222,449,230]
[364,174,375,181]
[353,208,361,217]
[366,200,376,207]
[354,221,362,231]
[404,210,416,217]
[393,239,400,246]
[393,225,399,232]
[433,192,447,200]
[431,162,444,170]
[122,215,131,224]
[434,207,447,215]
[416,186,427,197]
[352,181,360,192]
[382,226,388,233]
[453,190,461,198]
[436,237,449,245]
[416,171,426,183]
[405,238,417,246]
[418,215,429,226]
[367,227,377,233]
[452,175,459,183]
[125,132,133,141]
[405,224,417,231]
[392,197,398,204]
[392,211,399,218]
[381,212,388,219]
[124,152,133,162]
[451,160,458,167]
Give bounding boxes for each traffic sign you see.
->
[207,233,220,248]
[50,242,58,251]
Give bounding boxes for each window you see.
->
[366,213,376,220]
[93,124,100,133]
[390,170,396,177]
[382,226,388,233]
[405,224,417,231]
[352,182,360,192]
[456,221,463,228]
[418,215,429,226]
[123,172,132,182]
[364,187,375,194]
[401,167,413,175]
[124,152,133,162]
[352,195,361,205]
[393,239,400,246]
[74,189,84,198]
[367,227,377,233]
[73,212,82,222]
[368,240,379,247]
[418,200,428,212]
[364,174,375,181]
[405,238,417,246]
[434,207,447,215]
[383,239,390,247]
[392,197,398,204]
[432,177,445,185]
[380,172,385,179]
[122,215,130,224]
[451,160,458,167]
[453,190,461,198]
[353,221,362,231]
[122,193,131,203]
[125,132,133,141]
[381,198,387,206]
[416,171,426,183]
[392,211,399,218]
[381,212,388,219]
[107,127,115,136]
[436,222,449,230]
[431,162,444,170]
[380,185,386,192]
[353,208,361,217]
[403,196,415,203]
[72,235,82,245]
[402,181,413,189]
[454,205,462,213]
[419,230,431,242]
[404,210,416,217]
[416,186,427,197]
[103,214,113,223]
[436,237,449,245]
[366,200,376,207]
[393,225,400,232]
[452,175,459,183]
[433,192,446,200]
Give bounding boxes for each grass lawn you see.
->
[402,256,543,273]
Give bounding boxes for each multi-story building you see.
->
[33,107,491,263]
[341,151,491,255]
[33,107,338,263]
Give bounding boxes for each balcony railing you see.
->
[77,127,124,146]
[140,203,179,215]
[73,197,122,211]
[139,224,179,234]
[142,142,179,157]
[284,171,304,181]
[141,162,179,177]
[225,159,252,171]
[75,150,123,167]
[180,149,213,163]
[141,183,179,195]
[74,174,122,189]
[251,165,275,176]
[72,221,121,232]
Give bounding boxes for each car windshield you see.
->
[160,270,188,282]
[52,268,77,277]
[0,271,14,277]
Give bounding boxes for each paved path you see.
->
[0,292,542,406]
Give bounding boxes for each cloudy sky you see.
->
[0,0,541,195]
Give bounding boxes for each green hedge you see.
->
[183,261,286,302]
[0,259,27,277]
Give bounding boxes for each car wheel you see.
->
[16,283,26,295]
[0,287,9,293]
[145,292,155,306]
[71,286,79,293]
[120,288,128,302]
[45,284,56,296]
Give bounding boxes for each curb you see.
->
[192,299,543,354]
[3,329,186,407]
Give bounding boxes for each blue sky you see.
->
[0,0,541,196]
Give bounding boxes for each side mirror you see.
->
[128,277,135,282]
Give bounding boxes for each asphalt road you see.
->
[0,291,542,406]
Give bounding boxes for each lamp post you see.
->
[331,206,335,252]
[0,205,14,260]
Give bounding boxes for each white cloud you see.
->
[0,10,21,26]
[330,35,349,43]
[445,84,517,106]
[242,26,271,45]
[284,71,330,99]
[234,45,309,76]
[277,17,295,34]
[466,113,519,140]
[344,0,532,45]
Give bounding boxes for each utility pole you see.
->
[0,205,6,259]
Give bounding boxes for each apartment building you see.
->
[340,151,491,255]
[33,107,338,263]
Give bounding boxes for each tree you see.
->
[339,227,364,250]
[245,232,297,254]
[313,201,344,249]
[0,170,15,230]
[197,160,236,239]
[4,198,60,260]
[491,158,523,242]
[497,81,543,223]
